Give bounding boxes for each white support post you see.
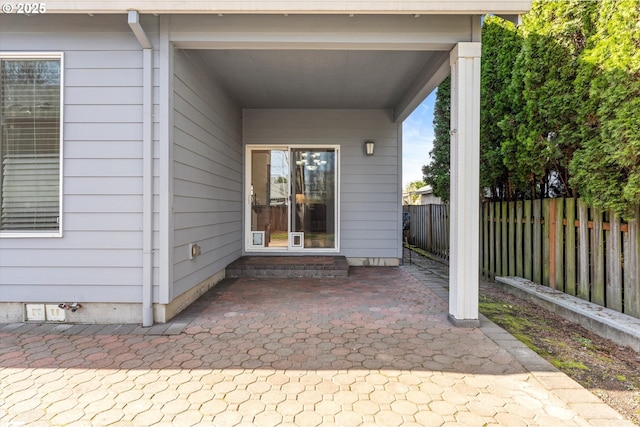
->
[448,42,481,327]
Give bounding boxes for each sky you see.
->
[402,90,437,190]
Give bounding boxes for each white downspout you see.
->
[128,10,154,327]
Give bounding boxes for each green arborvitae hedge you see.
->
[500,0,597,199]
[569,0,640,216]
[421,0,639,216]
[422,76,451,202]
[481,16,522,200]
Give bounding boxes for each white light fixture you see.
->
[365,140,375,156]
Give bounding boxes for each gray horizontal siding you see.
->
[65,105,144,123]
[243,128,399,140]
[4,284,144,303]
[174,161,240,192]
[0,231,142,250]
[1,249,141,267]
[65,68,144,86]
[0,33,143,51]
[64,196,143,213]
[64,123,143,141]
[65,141,142,159]
[65,177,143,195]
[243,109,401,259]
[64,213,142,231]
[174,211,240,229]
[174,142,240,184]
[66,87,146,105]
[65,50,146,68]
[172,49,243,298]
[0,15,161,304]
[341,220,398,230]
[65,159,141,176]
[173,195,243,212]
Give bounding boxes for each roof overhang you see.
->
[38,1,531,15]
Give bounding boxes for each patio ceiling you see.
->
[170,14,466,120]
[196,49,438,110]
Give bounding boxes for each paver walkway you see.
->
[0,253,633,426]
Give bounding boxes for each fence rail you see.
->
[405,199,640,319]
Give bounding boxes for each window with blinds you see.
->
[0,57,61,234]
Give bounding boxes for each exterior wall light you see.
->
[365,140,375,156]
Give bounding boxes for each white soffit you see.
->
[178,14,466,115]
[197,49,435,109]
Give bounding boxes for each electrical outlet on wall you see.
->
[45,304,66,322]
[25,304,45,321]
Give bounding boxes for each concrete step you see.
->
[226,256,349,279]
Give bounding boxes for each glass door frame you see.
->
[244,144,340,253]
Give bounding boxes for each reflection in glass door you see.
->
[291,148,336,249]
[250,149,289,248]
[247,146,337,251]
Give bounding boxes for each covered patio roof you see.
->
[167,13,480,121]
[197,49,436,111]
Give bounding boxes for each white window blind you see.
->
[0,58,61,232]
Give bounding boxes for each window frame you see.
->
[0,52,64,238]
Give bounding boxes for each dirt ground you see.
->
[479,281,640,425]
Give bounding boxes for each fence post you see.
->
[524,200,532,281]
[508,201,515,276]
[549,199,559,289]
[489,202,495,279]
[624,206,639,317]
[607,212,622,312]
[578,200,590,300]
[482,203,489,278]
[516,201,524,277]
[565,198,577,296]
[494,203,501,277]
[555,198,565,292]
[533,199,542,285]
[501,201,508,276]
[592,208,605,306]
[446,204,450,262]
[547,198,555,289]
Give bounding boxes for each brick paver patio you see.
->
[0,254,633,426]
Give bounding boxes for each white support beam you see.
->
[448,42,481,327]
[128,10,153,49]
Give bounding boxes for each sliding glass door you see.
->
[247,146,338,251]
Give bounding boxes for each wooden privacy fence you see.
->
[404,204,449,263]
[481,199,640,319]
[404,199,640,319]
